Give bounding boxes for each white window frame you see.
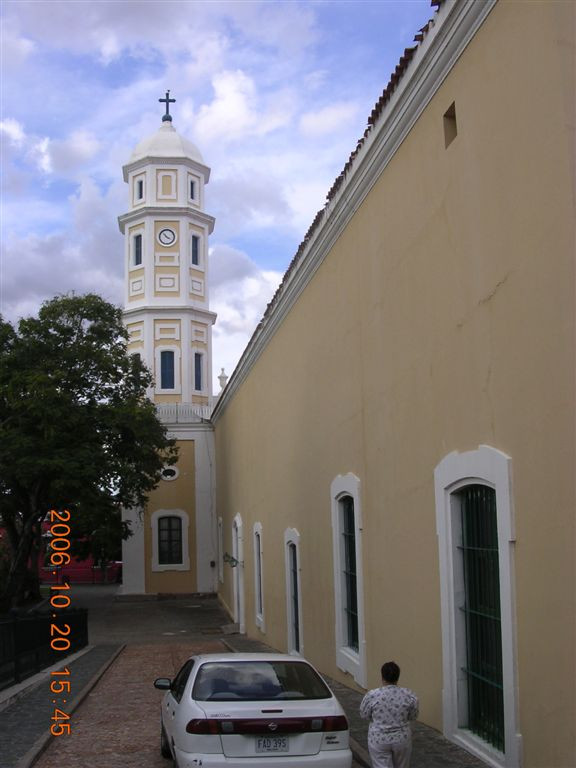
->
[330,473,366,687]
[188,172,200,205]
[130,230,144,269]
[253,522,265,631]
[155,345,181,394]
[435,445,521,768]
[133,174,146,205]
[232,514,245,633]
[284,528,303,656]
[190,233,204,269]
[151,508,190,571]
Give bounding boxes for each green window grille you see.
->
[288,542,300,652]
[158,515,182,565]
[458,484,504,752]
[341,496,359,651]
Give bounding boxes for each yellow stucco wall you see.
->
[145,439,197,593]
[214,2,575,766]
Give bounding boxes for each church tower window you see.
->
[160,350,175,390]
[194,352,203,391]
[191,235,200,266]
[133,233,143,266]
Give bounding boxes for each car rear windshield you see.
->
[192,660,332,701]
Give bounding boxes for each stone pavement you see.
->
[0,585,487,768]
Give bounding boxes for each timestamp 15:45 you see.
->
[50,667,71,736]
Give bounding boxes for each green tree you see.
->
[0,294,177,609]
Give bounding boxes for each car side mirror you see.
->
[154,677,172,690]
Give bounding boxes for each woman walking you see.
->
[359,661,419,768]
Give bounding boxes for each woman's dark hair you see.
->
[381,661,400,684]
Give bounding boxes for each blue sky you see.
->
[1,0,437,385]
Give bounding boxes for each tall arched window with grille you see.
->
[331,474,366,686]
[435,446,521,767]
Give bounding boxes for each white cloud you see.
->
[0,118,25,147]
[196,70,258,143]
[299,102,359,137]
[210,244,282,380]
[48,131,101,176]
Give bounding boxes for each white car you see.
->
[154,652,353,767]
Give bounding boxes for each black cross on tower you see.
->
[159,90,176,122]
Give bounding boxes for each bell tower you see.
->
[118,93,217,597]
[118,91,216,410]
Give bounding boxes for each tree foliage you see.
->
[0,294,177,609]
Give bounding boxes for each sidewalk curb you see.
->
[0,645,93,713]
[15,644,126,768]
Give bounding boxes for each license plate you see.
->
[255,736,289,753]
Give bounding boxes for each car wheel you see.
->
[160,725,172,759]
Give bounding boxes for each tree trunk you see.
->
[0,513,37,611]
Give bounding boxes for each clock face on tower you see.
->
[158,227,177,246]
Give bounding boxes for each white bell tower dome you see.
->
[118,91,216,412]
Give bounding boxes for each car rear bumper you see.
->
[174,746,353,767]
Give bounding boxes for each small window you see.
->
[191,235,200,266]
[136,179,144,200]
[190,180,196,200]
[133,233,142,266]
[161,466,179,482]
[194,352,203,391]
[160,350,175,390]
[444,102,457,148]
[158,515,182,565]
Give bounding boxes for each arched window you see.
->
[435,446,520,766]
[284,528,303,655]
[331,474,366,686]
[253,523,265,631]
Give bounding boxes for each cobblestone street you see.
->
[1,586,483,768]
[33,643,224,768]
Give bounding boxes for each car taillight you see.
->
[322,715,349,731]
[185,716,349,735]
[186,719,220,734]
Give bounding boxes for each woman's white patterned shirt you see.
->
[360,685,419,746]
